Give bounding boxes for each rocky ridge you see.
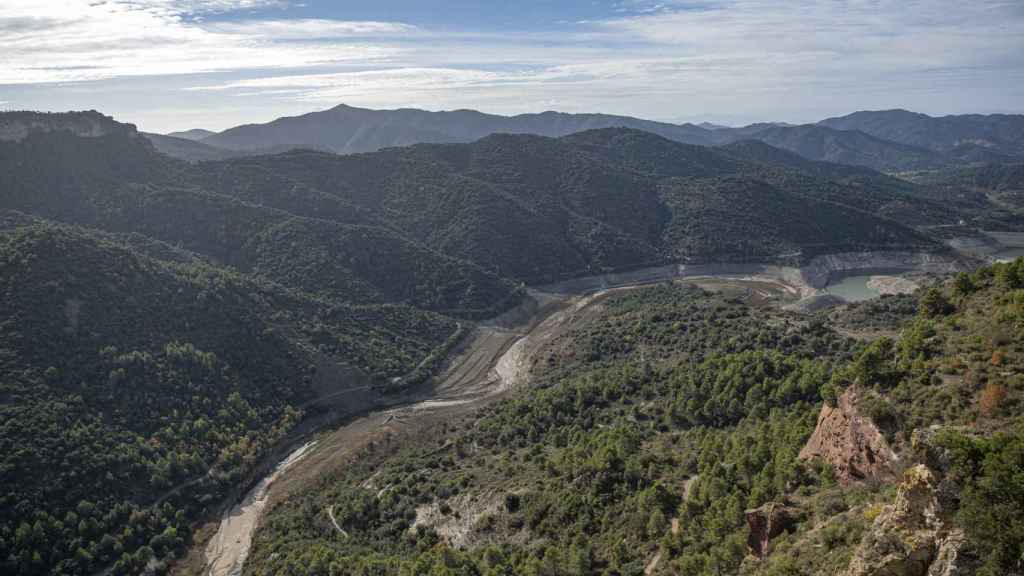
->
[798,386,899,484]
[0,110,137,142]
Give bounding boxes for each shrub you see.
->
[920,288,953,317]
[862,503,884,523]
[979,383,1007,418]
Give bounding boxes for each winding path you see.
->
[326,505,349,538]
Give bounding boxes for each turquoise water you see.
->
[824,275,881,302]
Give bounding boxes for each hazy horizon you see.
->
[3,0,1023,133]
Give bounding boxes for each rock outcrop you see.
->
[927,529,968,576]
[745,502,800,559]
[799,386,898,484]
[845,465,943,576]
[843,430,977,576]
[0,110,137,142]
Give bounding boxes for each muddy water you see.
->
[203,441,317,576]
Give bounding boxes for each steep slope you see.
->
[819,109,1024,157]
[0,116,520,316]
[199,103,714,155]
[244,282,854,575]
[658,176,933,260]
[916,162,1024,194]
[0,219,459,576]
[720,140,963,226]
[193,128,944,282]
[901,163,1024,227]
[720,139,887,181]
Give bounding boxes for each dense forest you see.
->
[0,219,461,575]
[247,261,1024,576]
[1,113,964,289]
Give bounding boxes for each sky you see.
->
[2,0,1023,133]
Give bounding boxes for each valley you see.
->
[0,107,1021,576]
[5,2,1024,574]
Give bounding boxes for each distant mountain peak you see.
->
[819,109,1024,156]
[200,103,717,155]
[166,128,216,141]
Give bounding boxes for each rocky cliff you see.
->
[745,502,801,559]
[0,110,137,142]
[799,386,899,484]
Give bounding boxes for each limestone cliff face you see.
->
[0,110,137,142]
[799,386,898,484]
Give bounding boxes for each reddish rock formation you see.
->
[745,502,799,559]
[799,386,897,484]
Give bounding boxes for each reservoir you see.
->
[824,274,882,302]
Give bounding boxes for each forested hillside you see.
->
[0,218,460,576]
[0,110,1019,576]
[820,109,1024,157]
[0,123,520,316]
[4,114,949,288]
[188,128,948,281]
[247,260,1024,576]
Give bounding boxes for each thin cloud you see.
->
[0,1,405,84]
[205,19,420,39]
[2,0,1022,129]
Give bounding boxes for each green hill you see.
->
[0,219,459,576]
[0,123,520,316]
[187,128,947,282]
[819,109,1024,157]
[728,124,951,172]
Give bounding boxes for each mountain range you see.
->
[2,107,1023,576]
[144,104,1024,172]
